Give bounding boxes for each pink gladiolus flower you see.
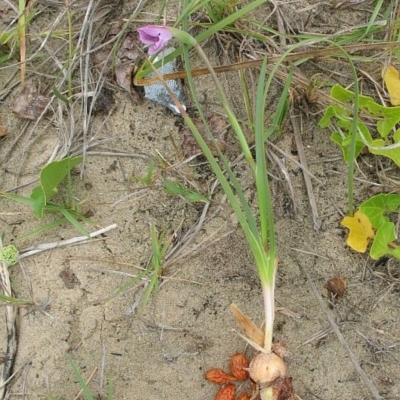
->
[138,25,173,55]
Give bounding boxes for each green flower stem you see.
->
[171,28,278,352]
[135,0,266,80]
[168,27,255,170]
[254,58,278,352]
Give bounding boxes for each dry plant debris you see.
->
[0,116,7,137]
[271,341,290,359]
[324,275,347,302]
[12,86,51,120]
[268,377,296,400]
[59,265,80,289]
[89,87,115,115]
[93,23,141,100]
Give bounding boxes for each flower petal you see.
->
[138,32,156,45]
[138,25,173,55]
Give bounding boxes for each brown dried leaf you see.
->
[270,376,295,400]
[91,4,116,23]
[59,265,80,289]
[324,275,346,302]
[12,86,51,120]
[272,341,290,359]
[94,28,141,101]
[115,63,134,92]
[230,303,264,348]
[90,87,115,115]
[117,31,140,62]
[0,116,7,137]
[105,21,123,41]
[93,49,113,75]
[93,22,123,74]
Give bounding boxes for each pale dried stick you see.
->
[0,238,18,400]
[296,256,384,400]
[19,224,117,260]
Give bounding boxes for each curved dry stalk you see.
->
[0,240,18,400]
[19,224,117,260]
[296,256,384,400]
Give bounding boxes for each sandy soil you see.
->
[1,1,400,399]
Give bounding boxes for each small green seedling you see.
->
[140,224,170,310]
[48,359,113,400]
[319,84,400,166]
[203,0,240,23]
[102,224,172,313]
[131,160,155,186]
[163,179,209,203]
[0,291,31,307]
[342,193,400,259]
[1,156,92,238]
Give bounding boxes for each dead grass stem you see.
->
[296,255,385,400]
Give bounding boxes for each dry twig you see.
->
[0,239,18,400]
[296,256,384,400]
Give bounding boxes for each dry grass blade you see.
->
[134,41,400,86]
[0,241,18,400]
[300,321,347,346]
[230,303,264,348]
[19,224,117,260]
[295,256,384,400]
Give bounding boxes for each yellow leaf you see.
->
[382,65,400,106]
[341,210,375,253]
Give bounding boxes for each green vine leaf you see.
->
[320,84,400,166]
[31,156,82,218]
[359,193,400,260]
